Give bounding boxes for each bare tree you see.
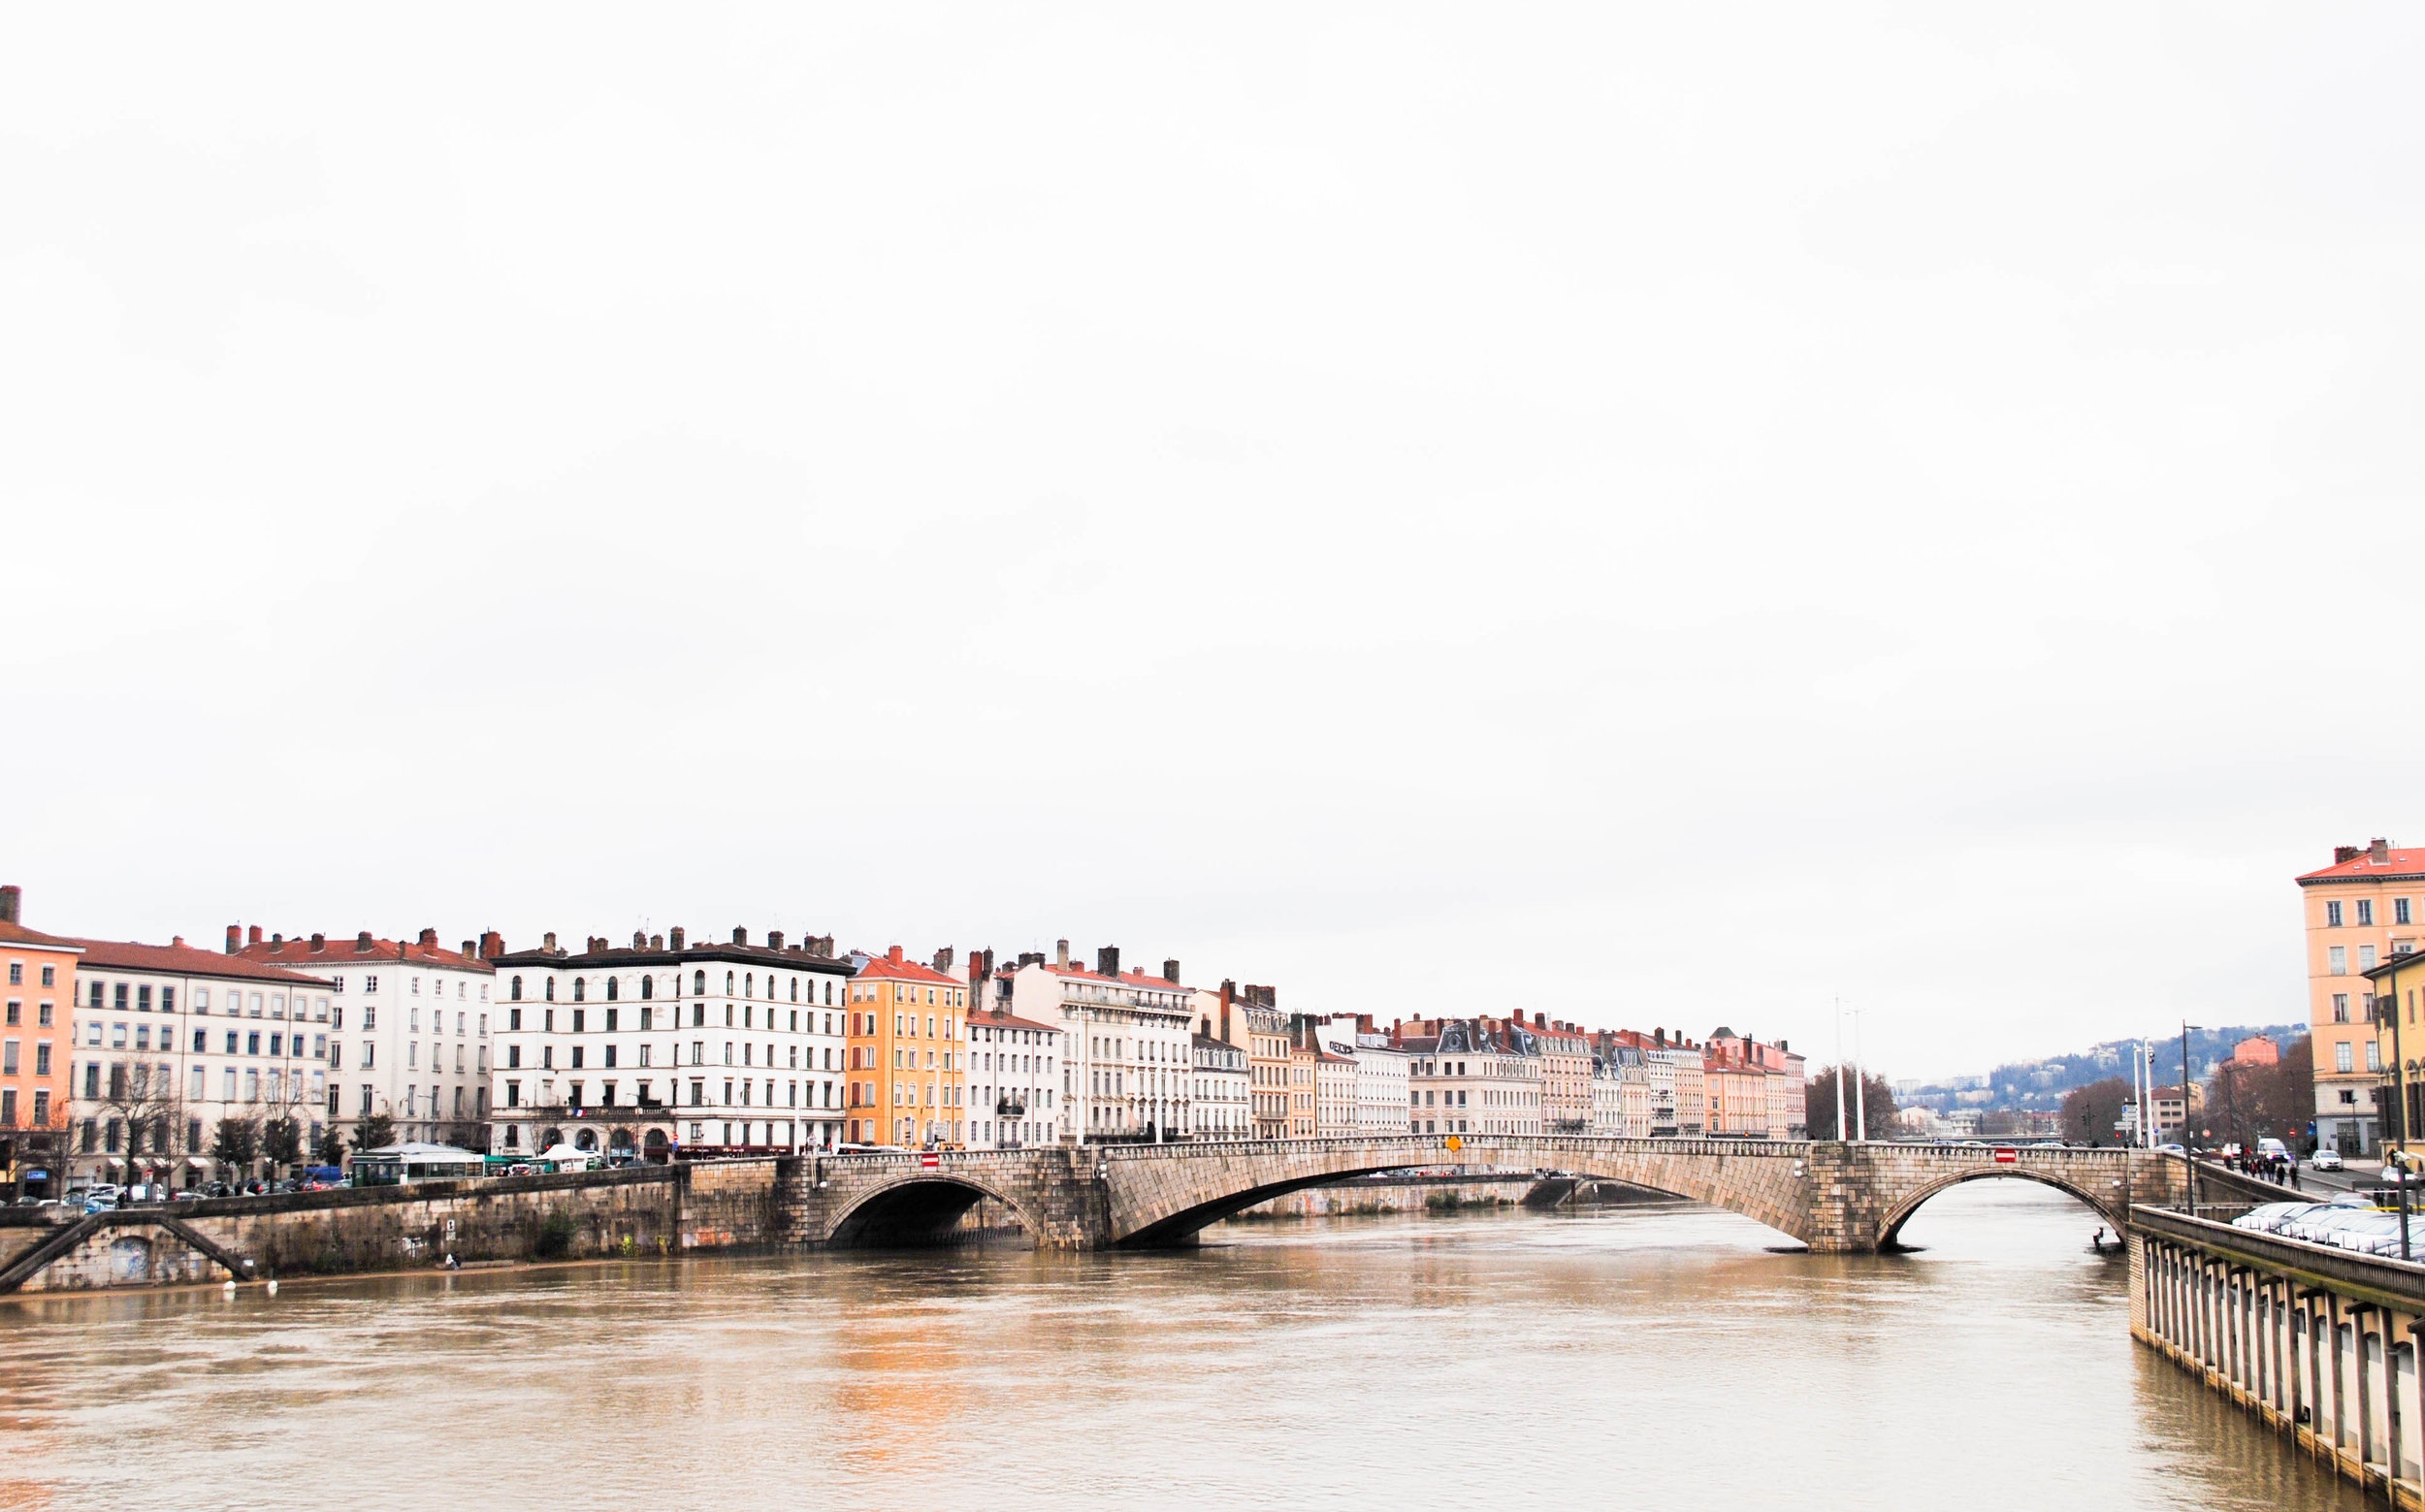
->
[2060,1077,2134,1145]
[96,1059,183,1199]
[1804,1067,1899,1140]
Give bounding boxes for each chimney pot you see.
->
[543,931,558,952]
[1097,946,1120,979]
[2373,838,2393,863]
[933,946,954,973]
[2337,845,2363,863]
[171,935,185,949]
[271,933,283,949]
[669,926,685,950]
[356,930,373,951]
[768,930,785,951]
[225,923,241,955]
[481,930,503,959]
[1055,939,1070,969]
[888,945,904,964]
[418,928,437,948]
[732,926,749,947]
[309,933,326,952]
[248,925,264,946]
[1163,958,1180,983]
[461,940,475,959]
[650,934,663,951]
[0,884,18,925]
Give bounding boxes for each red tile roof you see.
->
[1038,961,1191,992]
[0,919,81,951]
[2299,848,2425,882]
[855,949,962,987]
[971,1010,1058,1036]
[72,938,334,984]
[239,932,492,973]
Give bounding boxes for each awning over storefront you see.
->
[186,1156,210,1168]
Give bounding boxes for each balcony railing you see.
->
[996,1100,1027,1117]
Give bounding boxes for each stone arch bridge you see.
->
[787,1136,2192,1253]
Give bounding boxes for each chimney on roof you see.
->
[355,931,373,952]
[732,926,749,947]
[933,946,954,973]
[669,926,685,950]
[271,933,283,950]
[418,928,437,948]
[2374,838,2393,863]
[225,924,241,954]
[1097,946,1120,979]
[888,945,904,964]
[482,931,503,959]
[249,925,264,946]
[969,955,985,986]
[0,885,17,925]
[767,930,785,951]
[2338,845,2363,863]
[982,948,995,976]
[649,934,663,950]
[1055,939,1069,969]
[632,931,647,949]
[461,940,475,959]
[1163,958,1180,983]
[309,933,326,953]
[543,931,558,952]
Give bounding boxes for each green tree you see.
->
[313,1125,347,1167]
[261,1116,303,1174]
[2061,1077,2134,1145]
[1804,1067,1899,1140]
[354,1112,396,1151]
[211,1117,259,1174]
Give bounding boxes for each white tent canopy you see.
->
[535,1144,598,1168]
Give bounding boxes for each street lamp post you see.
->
[2380,979,2412,1261]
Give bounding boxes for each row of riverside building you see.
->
[0,886,1807,1197]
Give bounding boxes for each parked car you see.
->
[2233,1202,2329,1233]
[2313,1148,2345,1172]
[2257,1138,2292,1162]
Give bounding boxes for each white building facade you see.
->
[67,936,337,1189]
[996,945,1195,1142]
[237,926,493,1151]
[489,925,853,1159]
[968,1009,1060,1149]
[1190,1028,1249,1139]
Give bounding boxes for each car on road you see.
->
[2313,1148,2345,1172]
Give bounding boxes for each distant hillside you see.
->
[1899,1024,2307,1115]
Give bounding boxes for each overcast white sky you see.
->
[5,8,2419,1078]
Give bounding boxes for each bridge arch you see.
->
[1874,1167,2128,1249]
[822,1173,1046,1249]
[1105,1138,1820,1248]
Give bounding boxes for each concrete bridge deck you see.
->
[791,1135,2183,1252]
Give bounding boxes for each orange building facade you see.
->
[0,885,81,1200]
[846,947,969,1148]
[2297,840,2425,1156]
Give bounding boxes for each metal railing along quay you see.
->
[2135,1206,2425,1507]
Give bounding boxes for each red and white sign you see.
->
[1992,1147,2019,1164]
[921,1153,940,1170]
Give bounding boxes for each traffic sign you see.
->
[920,1152,940,1170]
[1992,1147,2018,1164]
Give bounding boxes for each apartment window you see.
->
[544,978,555,1002]
[511,976,523,1001]
[2339,1041,2356,1074]
[365,976,379,994]
[572,978,586,1003]
[640,977,653,1000]
[113,983,127,1010]
[37,1003,50,1027]
[694,971,706,995]
[39,966,51,988]
[3,1002,14,1027]
[2329,900,2345,927]
[2369,1042,2384,1073]
[605,977,618,1002]
[2360,899,2376,927]
[4,964,15,986]
[34,1044,48,1076]
[362,1043,375,1069]
[2363,946,2379,972]
[2332,947,2348,975]
[1,1042,15,1075]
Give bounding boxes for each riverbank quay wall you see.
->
[1,1159,796,1292]
[2134,1206,2425,1507]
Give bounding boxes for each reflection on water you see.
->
[0,1182,2366,1512]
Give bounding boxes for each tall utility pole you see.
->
[1833,999,1848,1142]
[2181,1021,2197,1220]
[1851,1007,1867,1144]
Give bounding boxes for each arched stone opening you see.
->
[1876,1169,2125,1250]
[643,1130,669,1164]
[573,1129,598,1152]
[824,1177,1041,1250]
